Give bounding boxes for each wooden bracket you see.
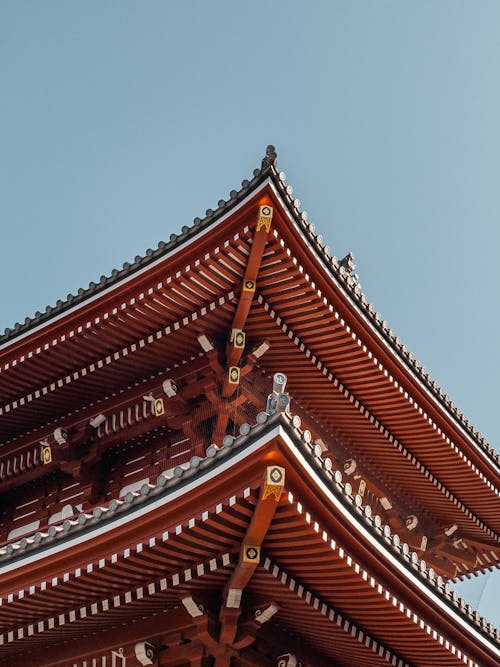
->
[219,466,285,645]
[224,204,274,370]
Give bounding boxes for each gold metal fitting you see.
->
[242,545,261,563]
[41,444,52,465]
[232,329,246,349]
[257,205,273,232]
[263,465,285,501]
[243,278,256,292]
[228,367,240,385]
[153,398,165,417]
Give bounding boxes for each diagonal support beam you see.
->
[230,204,273,335]
[219,465,285,645]
[224,204,274,372]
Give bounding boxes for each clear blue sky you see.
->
[1,1,498,622]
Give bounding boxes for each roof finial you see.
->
[261,144,277,170]
[339,252,356,275]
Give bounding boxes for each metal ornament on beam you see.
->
[263,465,285,501]
[41,442,52,465]
[243,278,256,293]
[256,205,273,233]
[242,545,261,563]
[228,367,241,385]
[232,328,246,349]
[153,398,165,417]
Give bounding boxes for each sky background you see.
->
[1,1,499,623]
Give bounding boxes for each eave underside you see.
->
[0,190,498,581]
[0,436,497,667]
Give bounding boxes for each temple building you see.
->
[0,146,498,666]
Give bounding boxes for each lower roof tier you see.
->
[0,412,497,667]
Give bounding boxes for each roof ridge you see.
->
[0,146,276,347]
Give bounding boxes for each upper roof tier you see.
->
[0,146,497,473]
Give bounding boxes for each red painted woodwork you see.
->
[0,147,497,666]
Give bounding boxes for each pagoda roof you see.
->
[1,146,497,471]
[0,146,498,590]
[0,411,497,666]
